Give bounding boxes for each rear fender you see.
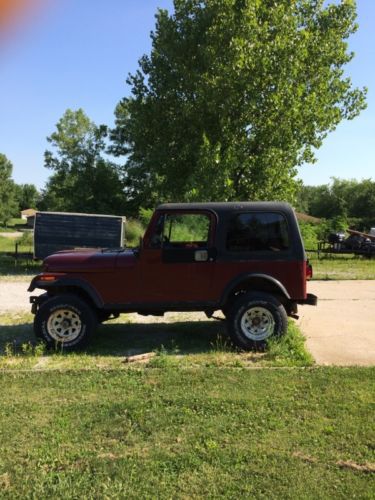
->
[220,273,291,308]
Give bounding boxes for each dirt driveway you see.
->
[0,279,374,366]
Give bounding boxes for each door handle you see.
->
[194,250,208,262]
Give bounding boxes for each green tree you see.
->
[14,183,40,211]
[350,179,375,223]
[296,178,375,230]
[42,109,125,215]
[0,153,17,226]
[305,181,350,219]
[111,0,366,209]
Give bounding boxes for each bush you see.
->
[17,231,33,248]
[139,207,153,226]
[125,219,145,247]
[298,222,319,250]
[299,217,353,250]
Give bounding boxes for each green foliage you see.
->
[17,231,33,247]
[265,322,314,366]
[111,0,366,210]
[300,217,350,249]
[13,183,39,211]
[296,178,375,230]
[164,213,210,242]
[18,341,46,357]
[125,218,145,247]
[0,154,17,226]
[40,109,125,216]
[138,207,154,225]
[298,222,319,250]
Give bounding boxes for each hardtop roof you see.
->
[156,201,294,214]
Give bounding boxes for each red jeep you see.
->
[29,202,317,350]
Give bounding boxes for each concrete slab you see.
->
[299,281,375,366]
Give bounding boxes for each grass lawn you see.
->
[0,218,26,232]
[0,313,313,370]
[308,254,375,280]
[0,305,373,497]
[0,235,40,276]
[0,367,373,498]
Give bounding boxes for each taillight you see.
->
[306,260,313,280]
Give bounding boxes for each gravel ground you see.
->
[0,280,42,312]
[0,232,23,238]
[0,279,374,366]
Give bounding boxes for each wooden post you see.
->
[15,241,18,267]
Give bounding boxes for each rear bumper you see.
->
[297,293,318,306]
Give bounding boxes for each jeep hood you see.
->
[43,248,135,273]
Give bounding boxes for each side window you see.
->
[150,213,210,248]
[165,214,210,247]
[226,212,289,252]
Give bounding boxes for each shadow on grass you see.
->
[94,320,228,356]
[0,318,229,357]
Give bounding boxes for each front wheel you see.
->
[226,292,287,350]
[34,294,97,350]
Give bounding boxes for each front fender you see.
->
[28,274,103,308]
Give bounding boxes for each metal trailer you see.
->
[317,228,375,259]
[33,211,126,260]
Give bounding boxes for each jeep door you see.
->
[140,211,216,303]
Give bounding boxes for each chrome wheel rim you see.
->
[240,306,275,341]
[47,309,82,343]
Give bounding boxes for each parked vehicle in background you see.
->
[29,202,317,351]
[324,228,375,257]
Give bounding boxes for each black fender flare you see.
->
[219,273,291,307]
[28,277,104,309]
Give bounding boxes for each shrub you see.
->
[298,222,319,250]
[125,219,145,247]
[17,231,33,248]
[139,207,153,225]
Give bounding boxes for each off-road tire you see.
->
[227,292,287,350]
[34,294,97,351]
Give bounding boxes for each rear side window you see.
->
[226,212,289,252]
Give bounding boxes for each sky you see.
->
[0,0,374,190]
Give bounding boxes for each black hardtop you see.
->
[156,201,294,216]
[156,201,304,259]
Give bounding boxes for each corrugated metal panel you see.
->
[34,212,125,259]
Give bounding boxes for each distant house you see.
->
[21,208,36,220]
[21,209,36,228]
[295,212,322,225]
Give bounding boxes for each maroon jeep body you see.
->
[29,202,317,350]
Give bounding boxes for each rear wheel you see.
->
[227,292,287,350]
[34,294,97,351]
